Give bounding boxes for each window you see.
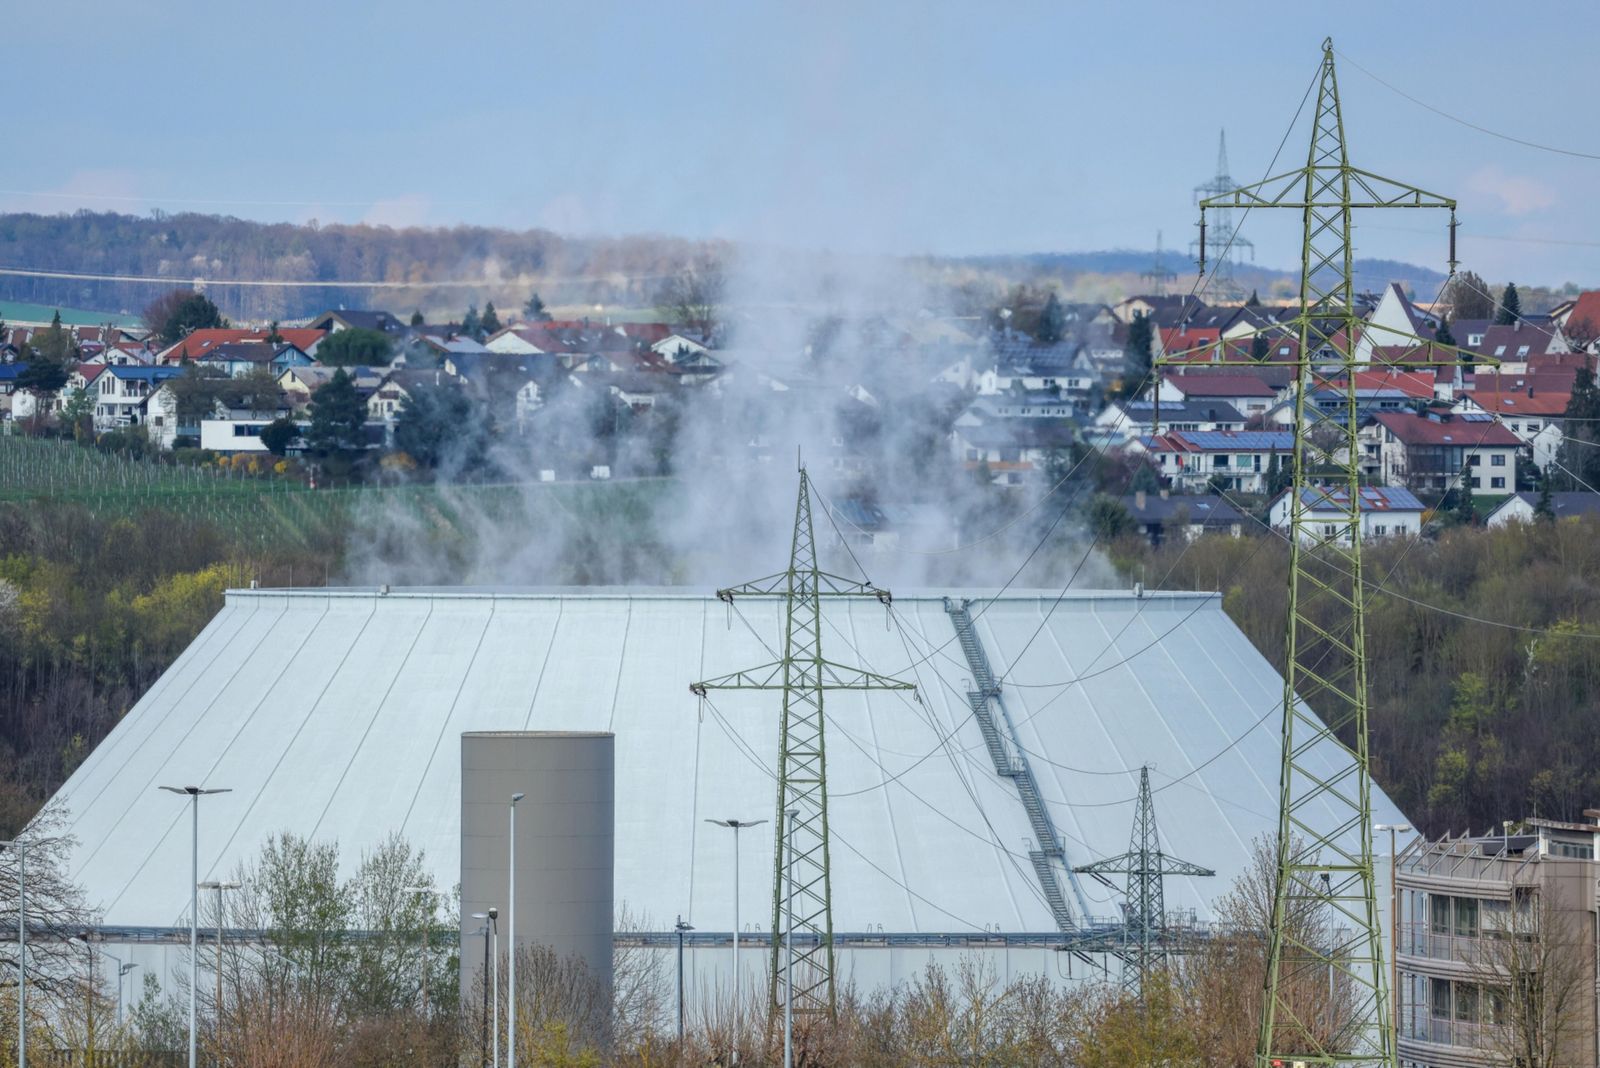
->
[1517,345,1530,357]
[1455,983,1478,1023]
[1430,977,1451,1019]
[1430,894,1450,935]
[1214,455,1230,467]
[1468,455,1481,466]
[1526,421,1541,432]
[1468,333,1484,346]
[1494,345,1506,357]
[153,416,163,426]
[1491,477,1505,489]
[1490,454,1506,466]
[1373,524,1387,537]
[1324,524,1339,538]
[1454,896,1479,937]
[1551,839,1594,859]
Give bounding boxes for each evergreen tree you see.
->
[1535,476,1555,521]
[462,304,482,340]
[266,320,284,345]
[1454,468,1476,524]
[305,369,368,459]
[1267,453,1293,499]
[1495,282,1521,325]
[1036,292,1065,344]
[29,312,77,364]
[1130,463,1162,494]
[1246,289,1261,307]
[523,292,553,322]
[1119,313,1153,400]
[1250,333,1270,362]
[1434,315,1456,347]
[480,302,502,336]
[317,328,394,367]
[1553,365,1600,490]
[259,416,300,457]
[410,309,425,328]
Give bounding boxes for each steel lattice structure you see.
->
[690,469,913,1018]
[1073,766,1212,998]
[1158,39,1482,1068]
[1190,131,1256,301]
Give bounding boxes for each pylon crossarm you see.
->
[1199,166,1453,212]
[1159,858,1217,878]
[816,659,916,690]
[717,571,889,599]
[1072,853,1135,875]
[690,662,788,692]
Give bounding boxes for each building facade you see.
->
[1396,817,1600,1068]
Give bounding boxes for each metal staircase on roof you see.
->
[944,597,1089,930]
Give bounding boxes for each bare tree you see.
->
[0,801,95,1001]
[1443,271,1495,321]
[654,256,725,340]
[1562,315,1599,355]
[1465,885,1593,1068]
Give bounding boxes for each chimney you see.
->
[1135,490,1147,510]
[1528,386,1534,398]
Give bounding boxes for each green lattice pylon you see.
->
[1157,39,1479,1067]
[690,468,913,1018]
[1073,766,1212,1000]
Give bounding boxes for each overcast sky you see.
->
[11,0,1598,285]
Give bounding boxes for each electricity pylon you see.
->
[1141,231,1177,296]
[690,468,913,1018]
[1190,130,1256,301]
[1073,765,1212,999]
[1160,39,1466,1067]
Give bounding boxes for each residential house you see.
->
[0,363,28,419]
[1087,399,1245,450]
[306,309,406,337]
[1466,321,1566,370]
[957,391,1077,425]
[1362,410,1521,495]
[157,328,326,363]
[1553,290,1600,352]
[1267,485,1425,544]
[1486,491,1600,527]
[950,419,1080,486]
[193,341,313,378]
[1134,429,1294,494]
[90,365,183,430]
[1355,282,1441,359]
[200,416,301,454]
[1454,370,1571,470]
[1396,815,1600,1068]
[276,366,386,412]
[1119,491,1244,545]
[1109,294,1210,328]
[827,498,901,551]
[1154,374,1280,418]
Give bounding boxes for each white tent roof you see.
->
[52,587,1406,933]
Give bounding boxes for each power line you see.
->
[0,264,671,289]
[1335,48,1600,162]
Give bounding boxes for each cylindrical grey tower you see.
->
[460,731,615,1012]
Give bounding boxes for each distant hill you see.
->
[955,249,1451,303]
[0,211,1455,325]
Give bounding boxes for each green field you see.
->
[0,434,671,565]
[0,300,144,328]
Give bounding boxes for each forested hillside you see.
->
[0,211,719,322]
[1112,521,1600,835]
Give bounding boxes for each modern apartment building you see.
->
[1395,814,1600,1068]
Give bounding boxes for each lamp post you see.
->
[68,935,95,1060]
[102,951,136,1027]
[1,838,26,1068]
[704,815,766,1056]
[198,881,241,1024]
[160,785,230,1068]
[508,792,523,1068]
[674,916,694,1041]
[403,886,435,1017]
[783,808,796,1068]
[1376,822,1413,1049]
[471,908,498,1068]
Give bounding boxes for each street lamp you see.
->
[1,838,26,1068]
[471,908,498,1068]
[198,881,241,1021]
[705,816,766,1058]
[674,916,694,1041]
[68,935,96,1057]
[160,785,231,1068]
[403,886,435,1016]
[1376,822,1414,1048]
[102,951,137,1027]
[508,792,523,1068]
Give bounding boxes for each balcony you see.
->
[1399,922,1535,970]
[1398,1005,1500,1067]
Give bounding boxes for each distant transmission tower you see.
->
[1140,231,1177,296]
[1190,130,1255,301]
[690,468,913,1019]
[1164,39,1464,1067]
[1073,766,1212,998]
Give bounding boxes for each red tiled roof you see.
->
[1562,291,1600,335]
[1464,390,1571,418]
[1371,342,1467,367]
[157,328,324,362]
[1160,326,1221,356]
[1340,368,1437,399]
[1370,411,1521,446]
